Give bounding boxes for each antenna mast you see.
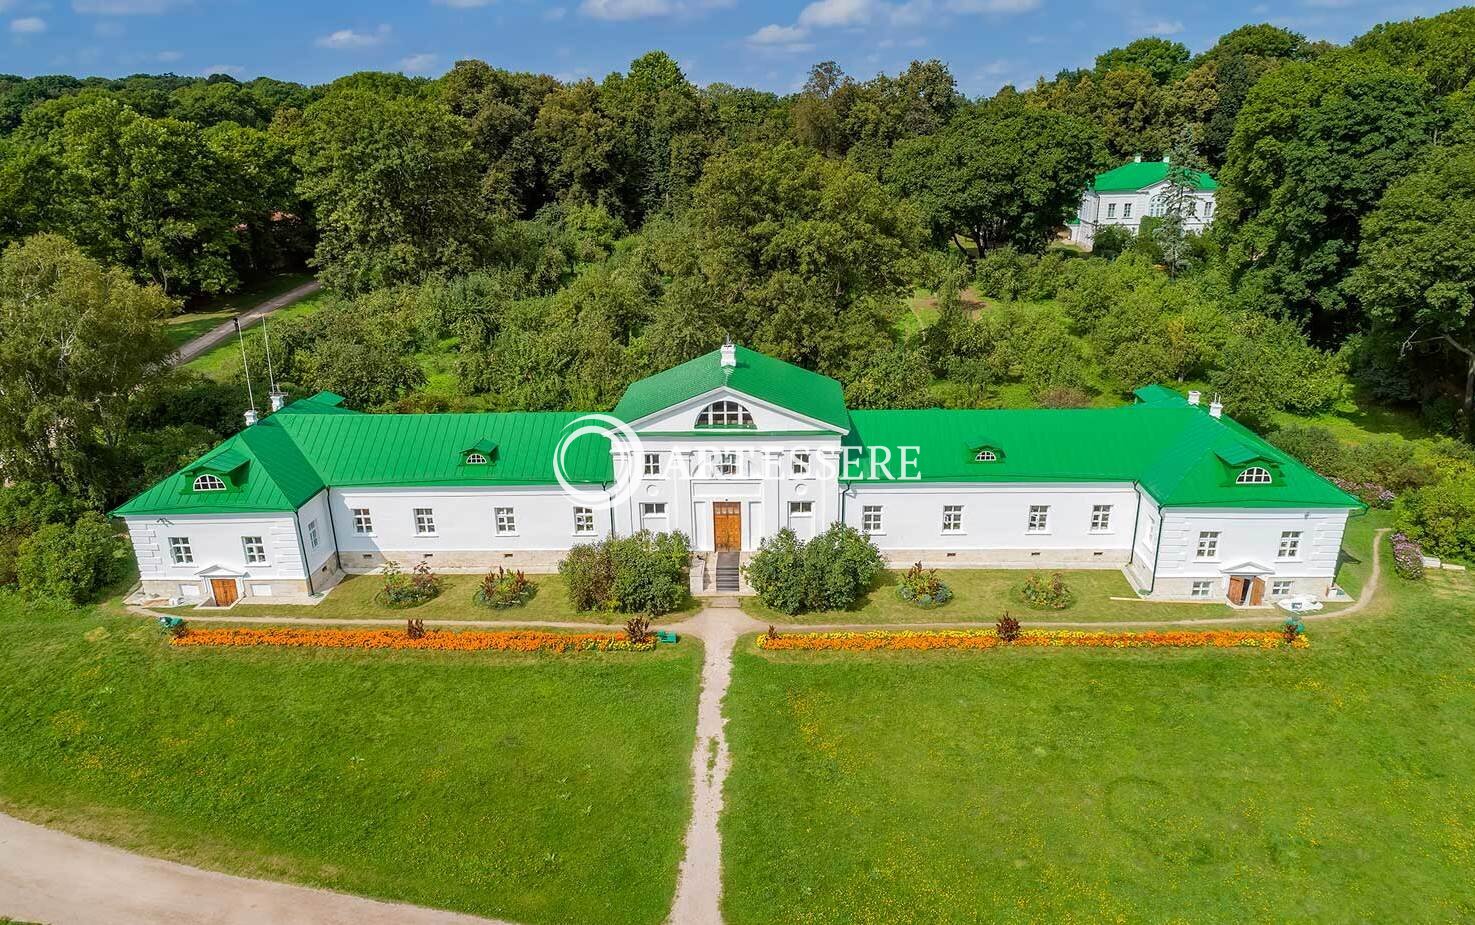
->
[236,318,256,414]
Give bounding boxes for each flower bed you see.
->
[756,628,1307,651]
[171,627,654,652]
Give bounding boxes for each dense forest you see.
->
[4,8,1475,601]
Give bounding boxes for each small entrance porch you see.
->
[1221,561,1273,606]
[713,502,742,592]
[195,565,245,608]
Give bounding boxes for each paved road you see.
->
[0,812,508,925]
[172,279,321,366]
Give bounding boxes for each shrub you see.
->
[1018,572,1074,610]
[15,513,125,604]
[1395,478,1475,562]
[378,561,443,608]
[1390,531,1426,580]
[559,531,691,615]
[475,566,535,609]
[745,524,885,615]
[1036,385,1091,409]
[896,562,953,609]
[1091,225,1133,260]
[624,616,652,646]
[996,613,1021,642]
[1281,616,1305,644]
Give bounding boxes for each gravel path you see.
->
[172,279,321,366]
[0,811,507,925]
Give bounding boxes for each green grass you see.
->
[0,595,701,925]
[720,526,1475,924]
[185,291,332,381]
[166,273,314,349]
[159,571,700,625]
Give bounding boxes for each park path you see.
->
[171,279,321,365]
[0,811,509,925]
[23,535,1386,925]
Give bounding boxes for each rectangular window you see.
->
[788,501,813,518]
[1107,202,1117,218]
[1205,201,1214,219]
[495,507,517,535]
[414,508,436,535]
[1271,579,1293,597]
[640,502,667,525]
[352,508,373,535]
[168,536,193,565]
[573,507,595,535]
[1196,531,1220,559]
[1278,531,1302,559]
[717,452,738,476]
[307,519,320,549]
[1027,505,1049,534]
[942,504,963,534]
[1122,202,1133,219]
[861,505,883,534]
[1090,504,1112,533]
[643,452,661,477]
[242,536,267,565]
[1190,580,1213,599]
[791,452,811,476]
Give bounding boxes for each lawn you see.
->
[160,571,701,625]
[0,595,701,925]
[165,272,314,349]
[720,546,1475,923]
[185,290,332,382]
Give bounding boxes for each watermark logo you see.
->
[552,413,645,511]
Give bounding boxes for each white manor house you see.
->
[117,343,1361,606]
[1068,156,1218,249]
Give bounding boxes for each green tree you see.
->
[1095,38,1193,83]
[1207,314,1344,427]
[0,235,174,500]
[1351,144,1475,433]
[16,513,125,604]
[888,102,1098,256]
[292,89,491,293]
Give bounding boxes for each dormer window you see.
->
[696,400,753,428]
[193,474,226,491]
[1236,466,1272,484]
[975,449,997,462]
[465,453,488,465]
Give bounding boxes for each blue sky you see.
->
[1,0,1461,97]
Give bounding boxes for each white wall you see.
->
[125,513,304,596]
[630,386,842,434]
[1155,508,1348,581]
[295,489,337,580]
[1072,182,1216,247]
[843,482,1140,553]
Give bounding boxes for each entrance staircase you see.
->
[715,552,741,592]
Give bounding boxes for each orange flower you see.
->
[170,627,653,653]
[756,628,1307,652]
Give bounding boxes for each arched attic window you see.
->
[1236,466,1272,484]
[465,453,488,465]
[696,400,754,428]
[193,474,227,491]
[974,449,998,462]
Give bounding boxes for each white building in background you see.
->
[1068,156,1218,249]
[116,346,1360,605]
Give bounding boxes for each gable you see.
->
[630,387,842,434]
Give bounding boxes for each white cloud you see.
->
[72,0,179,12]
[579,0,673,19]
[399,52,440,72]
[946,0,1038,11]
[202,64,243,76]
[798,0,878,27]
[10,15,46,32]
[315,24,392,49]
[156,49,183,62]
[748,23,810,44]
[1139,18,1184,34]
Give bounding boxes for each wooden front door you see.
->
[1248,577,1265,606]
[1227,575,1248,605]
[210,578,238,607]
[713,502,742,551]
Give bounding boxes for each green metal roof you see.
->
[844,396,1360,509]
[1093,160,1217,193]
[112,393,612,517]
[613,345,849,431]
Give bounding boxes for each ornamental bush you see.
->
[1390,531,1426,581]
[1395,479,1475,563]
[378,561,443,608]
[1018,571,1074,610]
[745,524,884,615]
[896,562,953,609]
[559,531,691,615]
[15,513,125,604]
[474,566,535,609]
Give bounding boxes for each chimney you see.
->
[1187,390,1201,406]
[244,408,259,427]
[1209,395,1223,419]
[269,389,287,412]
[1134,154,1142,163]
[1163,154,1171,165]
[720,337,737,370]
